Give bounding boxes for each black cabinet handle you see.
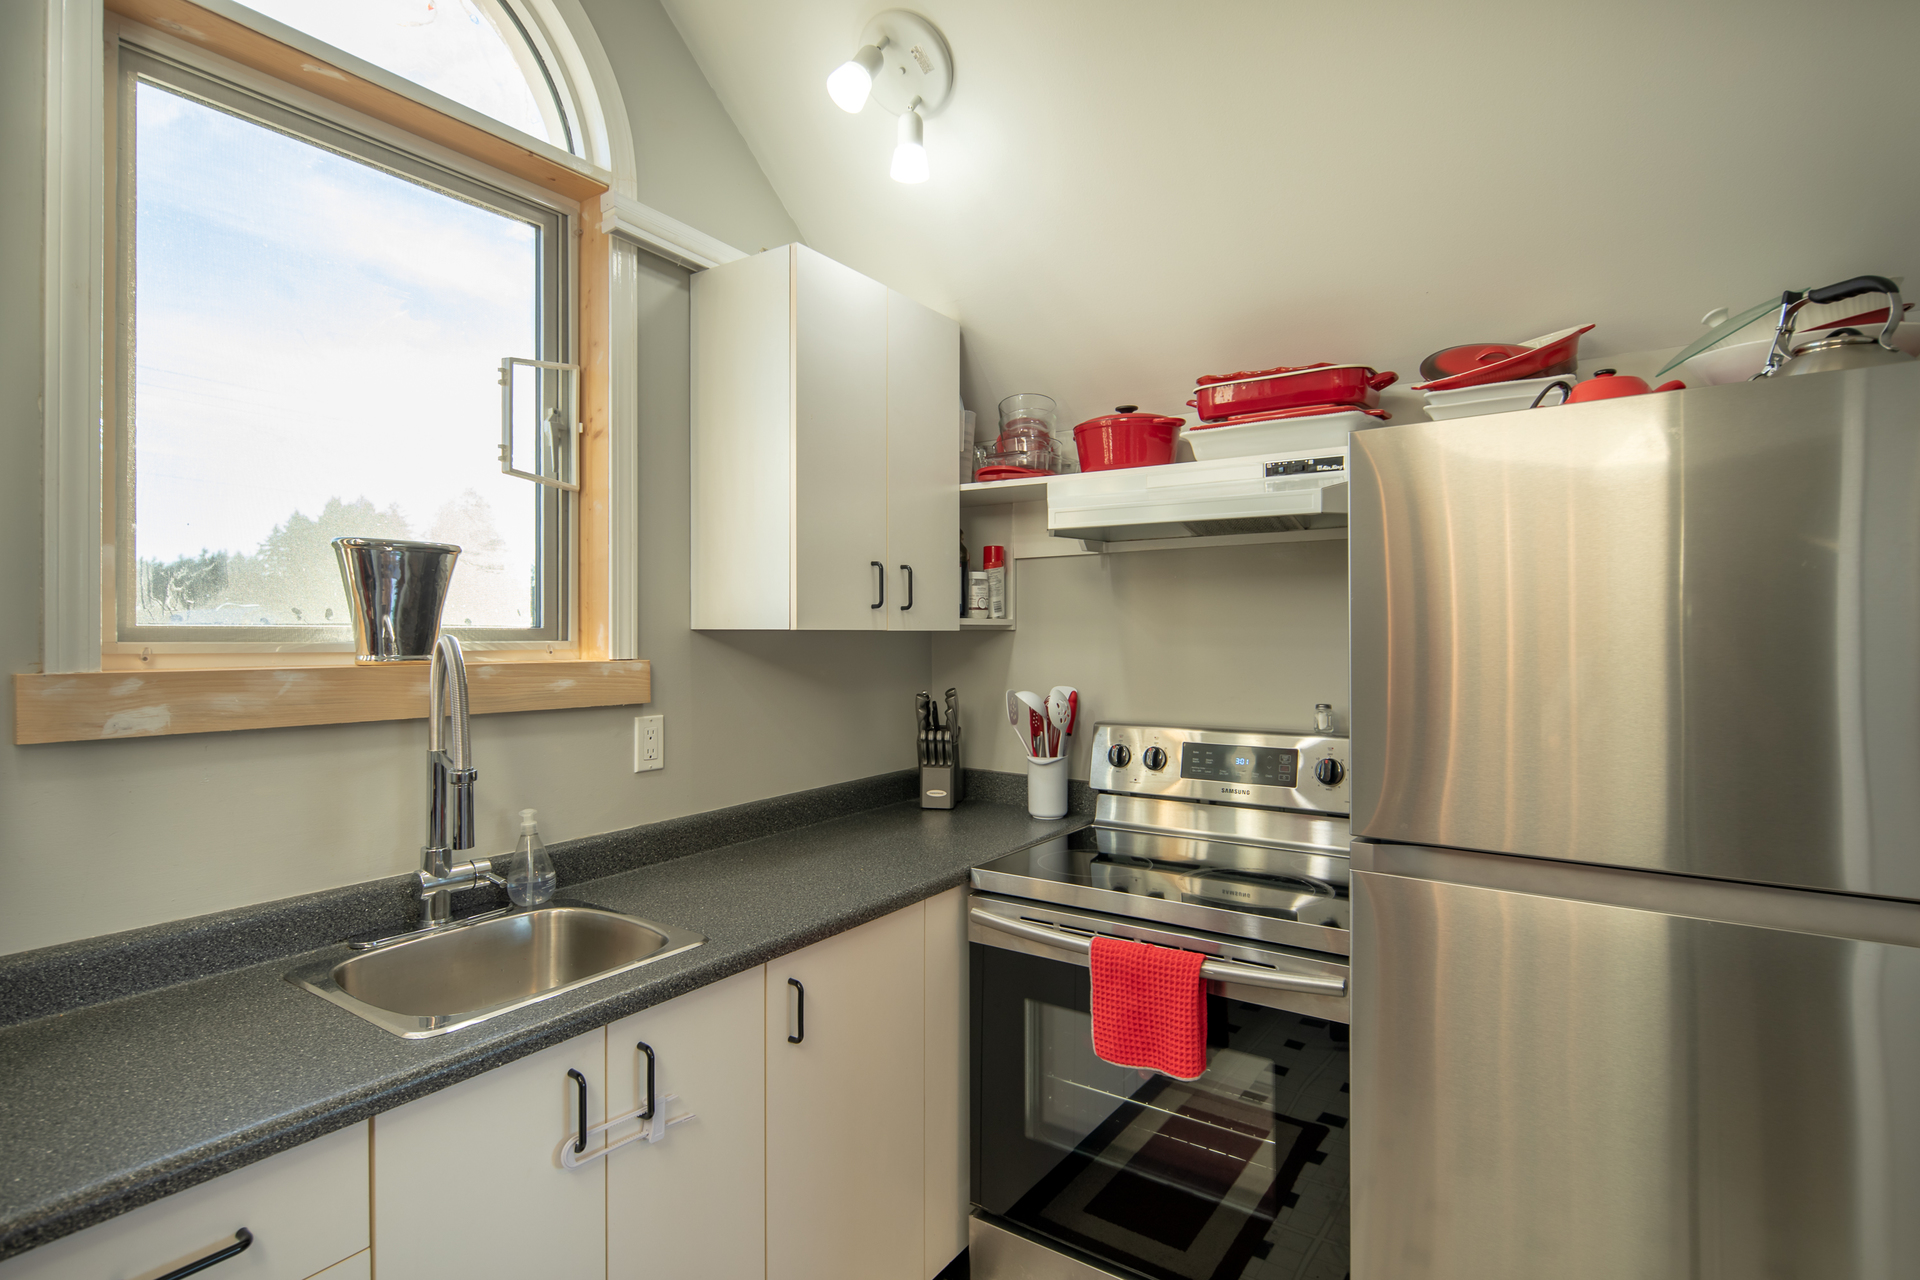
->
[787,977,805,1043]
[870,561,884,609]
[635,1041,656,1121]
[567,1067,587,1153]
[900,564,914,611]
[155,1228,253,1280]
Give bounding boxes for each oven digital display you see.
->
[1180,743,1297,786]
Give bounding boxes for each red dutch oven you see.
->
[1073,407,1182,472]
[1190,363,1398,421]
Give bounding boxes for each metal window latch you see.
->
[499,356,582,491]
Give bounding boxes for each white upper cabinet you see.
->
[692,244,961,631]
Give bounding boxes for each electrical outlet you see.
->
[634,715,664,772]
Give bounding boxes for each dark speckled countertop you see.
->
[0,797,1083,1261]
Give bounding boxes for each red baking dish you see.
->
[1412,324,1596,391]
[1073,409,1182,472]
[1190,402,1392,427]
[1190,363,1398,421]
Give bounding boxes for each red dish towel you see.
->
[1089,936,1208,1080]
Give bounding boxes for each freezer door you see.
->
[1350,362,1920,898]
[1353,846,1920,1280]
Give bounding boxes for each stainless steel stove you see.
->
[968,723,1354,1280]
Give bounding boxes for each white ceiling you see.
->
[660,0,1920,430]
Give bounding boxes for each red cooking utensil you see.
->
[1187,403,1392,427]
[1072,407,1182,472]
[1412,325,1596,392]
[1190,364,1397,421]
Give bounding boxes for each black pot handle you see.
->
[1805,275,1902,306]
[155,1228,253,1280]
[1529,380,1574,409]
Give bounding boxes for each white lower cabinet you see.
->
[606,966,766,1279]
[0,1121,367,1280]
[9,897,968,1280]
[372,1028,607,1279]
[766,900,932,1280]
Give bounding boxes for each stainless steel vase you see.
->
[332,538,460,663]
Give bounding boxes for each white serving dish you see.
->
[1182,409,1376,460]
[1421,374,1573,409]
[1423,388,1563,421]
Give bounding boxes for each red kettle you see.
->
[1531,369,1685,407]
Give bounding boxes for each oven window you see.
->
[976,946,1349,1280]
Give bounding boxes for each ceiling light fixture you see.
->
[890,101,929,184]
[825,9,952,185]
[827,40,887,113]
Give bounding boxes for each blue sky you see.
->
[133,79,545,622]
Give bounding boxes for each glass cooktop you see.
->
[973,824,1351,951]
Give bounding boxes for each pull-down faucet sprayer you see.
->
[333,537,502,937]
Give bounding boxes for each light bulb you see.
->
[827,43,886,113]
[891,108,928,184]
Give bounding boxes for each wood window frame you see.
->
[16,0,647,743]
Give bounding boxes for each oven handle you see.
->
[968,906,1348,997]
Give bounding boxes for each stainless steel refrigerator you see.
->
[1348,362,1920,1280]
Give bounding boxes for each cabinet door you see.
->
[373,1029,605,1279]
[885,289,961,632]
[794,245,890,631]
[767,903,928,1280]
[607,967,766,1280]
[923,886,969,1276]
[0,1123,367,1280]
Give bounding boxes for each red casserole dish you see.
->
[1073,408,1182,472]
[1190,363,1398,421]
[1191,403,1391,427]
[1411,324,1595,391]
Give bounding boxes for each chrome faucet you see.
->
[413,634,503,928]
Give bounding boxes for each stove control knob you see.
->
[1315,757,1346,787]
[1107,744,1131,768]
[1143,746,1168,771]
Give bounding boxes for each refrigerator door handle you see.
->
[969,905,1348,996]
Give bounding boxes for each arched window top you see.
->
[239,0,581,154]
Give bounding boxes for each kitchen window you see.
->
[106,23,576,655]
[237,0,585,155]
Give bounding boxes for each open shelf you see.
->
[961,476,1053,507]
[959,616,1015,629]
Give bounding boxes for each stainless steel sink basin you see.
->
[287,902,704,1037]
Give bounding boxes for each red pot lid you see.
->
[1418,343,1530,383]
[1075,406,1184,431]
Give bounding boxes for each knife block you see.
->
[920,733,963,809]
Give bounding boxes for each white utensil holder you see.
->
[1026,754,1068,819]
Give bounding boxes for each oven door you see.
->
[969,895,1352,1280]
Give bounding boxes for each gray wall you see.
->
[578,0,799,253]
[932,539,1350,781]
[0,2,925,956]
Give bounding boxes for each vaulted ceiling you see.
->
[660,0,1920,428]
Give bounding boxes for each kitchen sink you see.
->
[286,902,705,1038]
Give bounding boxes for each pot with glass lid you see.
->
[1756,275,1916,378]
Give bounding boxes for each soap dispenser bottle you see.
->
[507,808,557,907]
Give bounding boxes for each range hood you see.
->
[1046,449,1349,546]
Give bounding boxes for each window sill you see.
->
[13,659,650,744]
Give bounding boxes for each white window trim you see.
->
[41,0,745,672]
